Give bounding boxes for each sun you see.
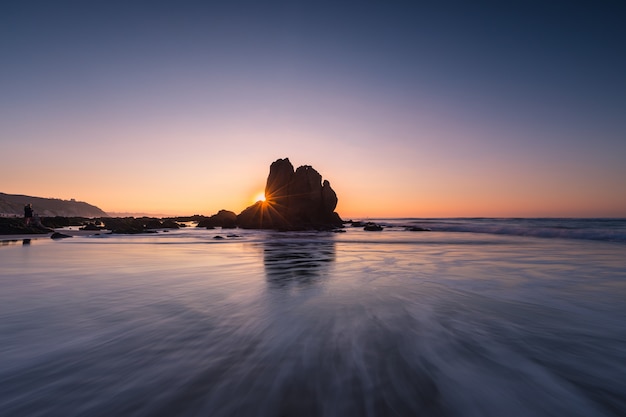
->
[253,191,266,203]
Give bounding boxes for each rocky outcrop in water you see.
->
[101,217,180,234]
[0,217,53,235]
[197,210,237,229]
[50,232,72,239]
[238,158,343,230]
[363,222,383,231]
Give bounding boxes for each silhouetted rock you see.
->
[167,215,207,223]
[238,158,343,230]
[101,217,169,234]
[142,218,165,229]
[321,180,338,213]
[160,219,181,229]
[363,222,383,231]
[51,232,72,239]
[406,226,431,232]
[80,223,103,231]
[266,158,294,208]
[197,210,237,229]
[0,217,52,235]
[101,217,144,234]
[41,216,97,228]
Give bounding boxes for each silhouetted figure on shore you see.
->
[24,204,33,226]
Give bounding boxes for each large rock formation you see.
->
[238,158,343,230]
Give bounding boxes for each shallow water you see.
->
[1,224,625,416]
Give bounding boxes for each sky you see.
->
[1,1,625,218]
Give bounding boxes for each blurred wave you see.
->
[383,218,626,242]
[0,225,625,416]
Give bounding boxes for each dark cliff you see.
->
[0,192,108,218]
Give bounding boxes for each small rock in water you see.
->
[80,223,102,231]
[406,226,431,232]
[51,232,72,239]
[363,222,383,231]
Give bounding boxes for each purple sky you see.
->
[1,1,625,217]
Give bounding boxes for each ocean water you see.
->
[1,219,625,417]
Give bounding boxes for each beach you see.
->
[1,220,625,416]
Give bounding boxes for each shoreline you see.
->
[0,229,105,242]
[1,233,51,242]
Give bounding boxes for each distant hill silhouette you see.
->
[0,193,108,218]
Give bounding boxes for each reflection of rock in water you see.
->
[263,238,335,287]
